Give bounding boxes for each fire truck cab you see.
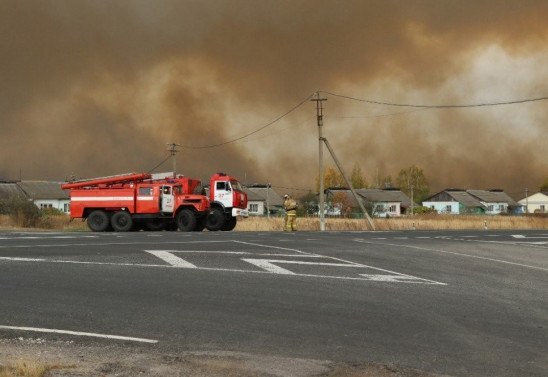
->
[206,173,249,231]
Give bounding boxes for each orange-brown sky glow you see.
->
[1,1,547,198]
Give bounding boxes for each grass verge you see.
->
[1,214,546,232]
[0,359,66,377]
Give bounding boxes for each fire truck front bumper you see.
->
[232,208,249,218]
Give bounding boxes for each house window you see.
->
[540,205,545,213]
[487,205,494,211]
[375,205,384,213]
[64,203,69,213]
[249,204,259,213]
[446,205,452,213]
[498,204,505,211]
[388,205,397,213]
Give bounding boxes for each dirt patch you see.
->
[0,337,451,377]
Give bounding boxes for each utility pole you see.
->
[167,143,180,178]
[266,182,270,219]
[311,92,327,231]
[411,184,415,216]
[525,187,529,214]
[321,137,375,230]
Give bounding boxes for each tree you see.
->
[396,165,430,203]
[298,191,318,216]
[540,177,548,193]
[316,166,346,190]
[350,162,368,189]
[332,191,354,217]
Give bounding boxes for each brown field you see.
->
[1,214,546,232]
[237,214,548,231]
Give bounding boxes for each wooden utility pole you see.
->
[167,143,180,178]
[311,92,327,231]
[321,137,375,230]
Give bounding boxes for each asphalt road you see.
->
[0,229,547,376]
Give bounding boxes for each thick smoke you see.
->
[1,1,547,197]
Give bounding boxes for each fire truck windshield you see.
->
[230,181,243,192]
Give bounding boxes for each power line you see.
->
[321,90,548,108]
[179,94,314,150]
[147,155,171,173]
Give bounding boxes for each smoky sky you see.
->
[1,0,547,197]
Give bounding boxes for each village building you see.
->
[518,191,548,214]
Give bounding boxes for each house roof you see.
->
[446,191,485,208]
[17,181,69,200]
[0,182,26,199]
[518,192,548,204]
[424,189,517,208]
[466,189,518,206]
[357,189,414,207]
[244,186,284,207]
[327,188,415,208]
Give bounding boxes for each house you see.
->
[423,189,518,215]
[326,188,415,217]
[466,189,519,215]
[17,181,70,214]
[244,184,284,216]
[423,189,486,215]
[518,192,548,214]
[0,181,26,200]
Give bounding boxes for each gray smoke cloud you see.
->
[1,1,547,197]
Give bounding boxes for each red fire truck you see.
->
[61,172,248,232]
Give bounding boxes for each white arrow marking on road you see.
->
[144,250,197,268]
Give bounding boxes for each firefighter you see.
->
[283,194,298,231]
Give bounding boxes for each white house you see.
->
[466,189,518,215]
[423,189,518,215]
[244,185,284,216]
[17,181,70,214]
[423,190,486,215]
[326,188,414,217]
[519,192,548,214]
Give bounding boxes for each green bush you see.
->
[1,196,41,227]
[411,206,437,215]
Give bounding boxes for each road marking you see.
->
[354,239,548,272]
[144,250,197,268]
[512,234,548,239]
[0,257,45,262]
[234,240,309,254]
[0,325,157,343]
[242,259,295,275]
[360,274,427,283]
[0,254,445,284]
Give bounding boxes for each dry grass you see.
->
[0,214,87,232]
[236,214,548,231]
[1,214,546,232]
[0,359,64,377]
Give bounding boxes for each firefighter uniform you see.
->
[283,194,297,231]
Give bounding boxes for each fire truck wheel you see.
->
[111,211,134,232]
[205,208,225,231]
[87,210,110,232]
[221,216,237,231]
[176,209,196,232]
